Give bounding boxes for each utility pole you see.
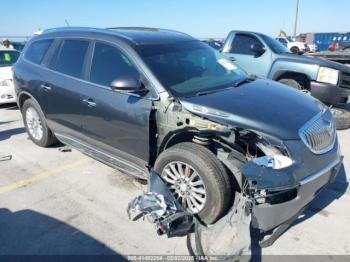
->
[293,0,300,38]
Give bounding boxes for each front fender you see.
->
[268,59,319,81]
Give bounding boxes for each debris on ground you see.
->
[0,155,12,161]
[58,146,72,152]
[127,171,252,259]
[187,193,252,260]
[127,171,193,237]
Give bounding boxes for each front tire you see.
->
[22,99,57,147]
[290,46,300,54]
[154,142,232,224]
[278,78,302,90]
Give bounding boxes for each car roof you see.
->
[229,30,270,38]
[0,45,18,51]
[38,27,195,46]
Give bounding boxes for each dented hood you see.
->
[180,79,324,140]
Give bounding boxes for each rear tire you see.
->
[154,142,232,224]
[22,99,58,147]
[331,107,350,130]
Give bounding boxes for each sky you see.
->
[1,0,349,39]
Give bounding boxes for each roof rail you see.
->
[42,27,101,34]
[107,27,160,32]
[107,27,192,37]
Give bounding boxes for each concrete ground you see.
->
[0,103,349,258]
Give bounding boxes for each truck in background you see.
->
[275,36,309,54]
[220,31,350,129]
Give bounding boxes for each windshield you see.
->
[136,41,248,97]
[0,50,20,67]
[260,35,290,54]
[286,36,294,42]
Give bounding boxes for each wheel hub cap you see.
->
[161,161,207,214]
[26,107,43,141]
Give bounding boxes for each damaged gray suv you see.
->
[14,27,342,237]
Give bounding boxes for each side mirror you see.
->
[250,43,265,57]
[110,76,146,94]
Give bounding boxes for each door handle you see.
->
[82,98,97,107]
[40,84,52,91]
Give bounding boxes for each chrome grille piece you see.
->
[299,109,336,154]
[341,72,350,89]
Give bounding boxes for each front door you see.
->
[80,41,152,168]
[224,33,272,78]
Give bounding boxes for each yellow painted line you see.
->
[0,158,90,194]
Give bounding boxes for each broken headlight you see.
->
[254,188,298,205]
[252,135,293,170]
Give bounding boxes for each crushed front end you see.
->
[233,109,343,246]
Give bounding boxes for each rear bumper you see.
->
[310,81,350,105]
[251,156,343,232]
[0,85,16,105]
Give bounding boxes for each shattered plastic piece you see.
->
[0,155,12,162]
[148,170,180,210]
[187,193,252,260]
[127,192,168,221]
[127,170,193,237]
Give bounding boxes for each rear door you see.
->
[79,41,153,168]
[224,33,272,77]
[40,39,90,139]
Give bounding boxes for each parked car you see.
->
[221,31,350,107]
[0,47,20,105]
[275,36,309,54]
[13,28,342,242]
[307,43,318,53]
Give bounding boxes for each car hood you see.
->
[0,66,13,80]
[179,79,325,140]
[278,53,350,72]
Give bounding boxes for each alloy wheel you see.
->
[25,107,43,141]
[161,161,207,214]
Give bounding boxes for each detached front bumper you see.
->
[0,85,16,105]
[251,156,343,232]
[310,81,350,105]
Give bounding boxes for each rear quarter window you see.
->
[24,39,53,64]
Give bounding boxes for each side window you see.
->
[49,40,89,78]
[277,38,287,45]
[90,42,139,87]
[230,34,263,55]
[24,39,53,64]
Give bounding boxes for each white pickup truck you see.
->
[275,36,309,54]
[0,46,20,105]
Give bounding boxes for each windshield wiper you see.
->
[232,76,256,87]
[194,88,228,97]
[193,77,257,97]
